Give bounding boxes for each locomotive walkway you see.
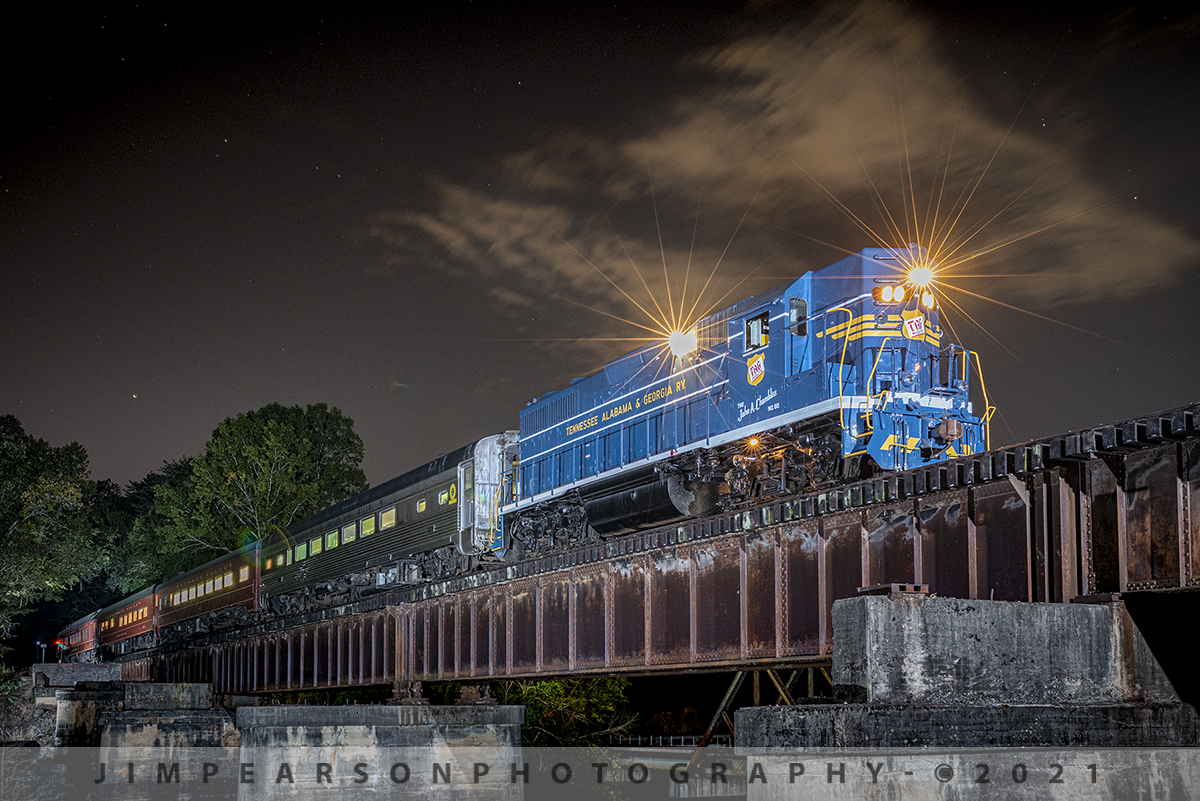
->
[120,402,1200,696]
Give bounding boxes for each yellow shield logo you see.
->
[747,353,766,386]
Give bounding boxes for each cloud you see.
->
[630,2,1199,305]
[369,0,1199,330]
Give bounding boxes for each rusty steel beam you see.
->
[126,403,1200,691]
[392,479,1039,683]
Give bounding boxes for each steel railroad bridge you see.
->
[121,403,1200,696]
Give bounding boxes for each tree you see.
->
[494,678,637,746]
[155,403,368,565]
[102,458,195,594]
[0,416,107,640]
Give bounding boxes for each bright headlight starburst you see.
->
[668,330,699,359]
[907,265,935,289]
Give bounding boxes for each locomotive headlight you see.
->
[907,265,934,288]
[892,285,906,303]
[881,286,894,302]
[922,291,936,309]
[668,329,699,358]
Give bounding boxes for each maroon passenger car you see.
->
[97,586,156,656]
[157,541,261,633]
[56,611,98,662]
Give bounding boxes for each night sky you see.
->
[3,2,1198,490]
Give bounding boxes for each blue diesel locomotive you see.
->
[500,245,990,553]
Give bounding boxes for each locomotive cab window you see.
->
[744,311,770,352]
[789,298,808,336]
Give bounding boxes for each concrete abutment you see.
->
[735,594,1200,799]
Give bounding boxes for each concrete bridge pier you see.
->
[49,679,524,800]
[735,593,1200,798]
[54,681,124,747]
[236,704,525,800]
[98,683,238,748]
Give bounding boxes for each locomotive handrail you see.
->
[968,349,995,451]
[829,306,856,437]
[844,397,872,460]
[863,336,897,434]
[485,471,512,552]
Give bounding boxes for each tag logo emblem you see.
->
[902,310,925,340]
[747,353,766,386]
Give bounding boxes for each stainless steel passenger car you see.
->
[260,432,517,613]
